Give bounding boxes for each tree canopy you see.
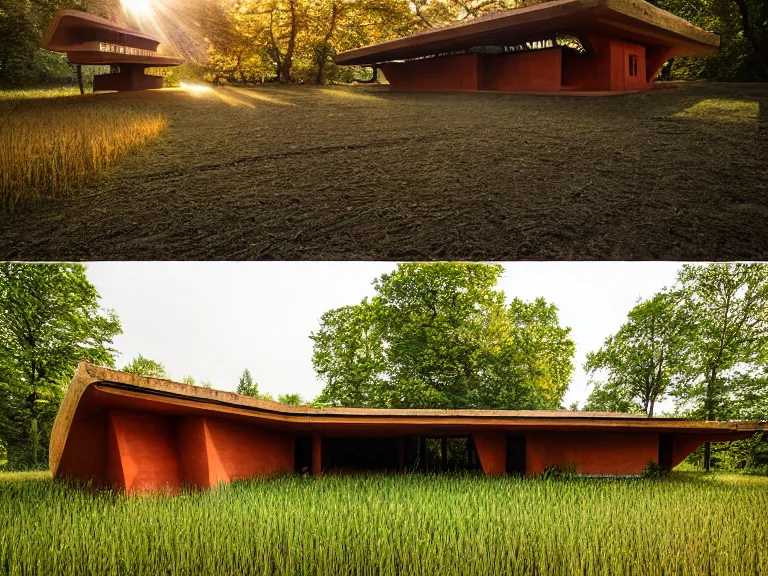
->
[0,263,121,468]
[312,263,575,410]
[585,292,682,416]
[583,263,768,471]
[122,354,170,378]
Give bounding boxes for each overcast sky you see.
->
[86,262,684,408]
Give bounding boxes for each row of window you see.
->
[98,43,157,57]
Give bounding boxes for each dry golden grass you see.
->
[0,93,166,211]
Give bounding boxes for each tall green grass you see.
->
[1,472,766,576]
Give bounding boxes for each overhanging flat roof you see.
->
[50,362,765,476]
[42,10,183,66]
[334,0,720,65]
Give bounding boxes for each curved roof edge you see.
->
[335,0,720,65]
[50,362,766,475]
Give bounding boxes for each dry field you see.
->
[0,90,166,212]
[0,82,765,260]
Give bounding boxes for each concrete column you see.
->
[312,433,322,476]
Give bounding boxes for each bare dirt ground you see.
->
[1,81,766,260]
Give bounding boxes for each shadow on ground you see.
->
[1,81,766,260]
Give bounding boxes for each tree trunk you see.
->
[77,65,84,95]
[703,441,711,472]
[278,0,298,83]
[314,3,339,85]
[731,0,768,79]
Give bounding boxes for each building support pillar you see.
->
[398,437,405,473]
[312,433,322,476]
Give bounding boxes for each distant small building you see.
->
[334,0,719,94]
[42,10,182,91]
[49,363,764,494]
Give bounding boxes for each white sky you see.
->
[85,262,685,408]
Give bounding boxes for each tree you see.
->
[0,263,121,468]
[671,263,768,470]
[313,263,575,410]
[121,354,169,378]
[277,392,304,405]
[584,292,682,417]
[237,368,261,397]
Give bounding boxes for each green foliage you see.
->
[656,0,768,80]
[541,463,577,479]
[277,392,304,405]
[121,355,169,379]
[0,439,6,469]
[0,263,121,469]
[671,263,768,422]
[236,368,259,397]
[312,263,575,410]
[584,292,682,416]
[641,460,668,478]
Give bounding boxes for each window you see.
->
[629,54,638,77]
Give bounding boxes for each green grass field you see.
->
[1,471,766,575]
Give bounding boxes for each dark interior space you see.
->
[294,435,312,473]
[506,436,526,475]
[322,437,400,472]
[415,436,482,472]
[658,434,673,470]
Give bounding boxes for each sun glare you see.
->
[180,82,212,94]
[121,0,154,19]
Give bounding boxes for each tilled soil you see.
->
[1,81,766,260]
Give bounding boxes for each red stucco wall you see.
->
[479,49,562,92]
[380,54,480,91]
[105,412,293,492]
[107,410,182,494]
[56,409,108,487]
[474,433,506,475]
[526,431,659,475]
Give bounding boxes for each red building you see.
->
[334,0,720,94]
[42,10,182,91]
[50,363,764,494]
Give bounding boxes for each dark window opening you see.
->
[414,436,482,472]
[629,54,638,77]
[294,435,312,473]
[506,436,526,475]
[658,434,673,471]
[322,437,400,472]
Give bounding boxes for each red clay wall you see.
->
[178,417,293,487]
[610,39,646,91]
[380,54,479,91]
[561,34,648,92]
[104,411,293,493]
[479,49,562,92]
[107,410,182,494]
[56,409,108,487]
[526,431,658,475]
[474,433,506,475]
